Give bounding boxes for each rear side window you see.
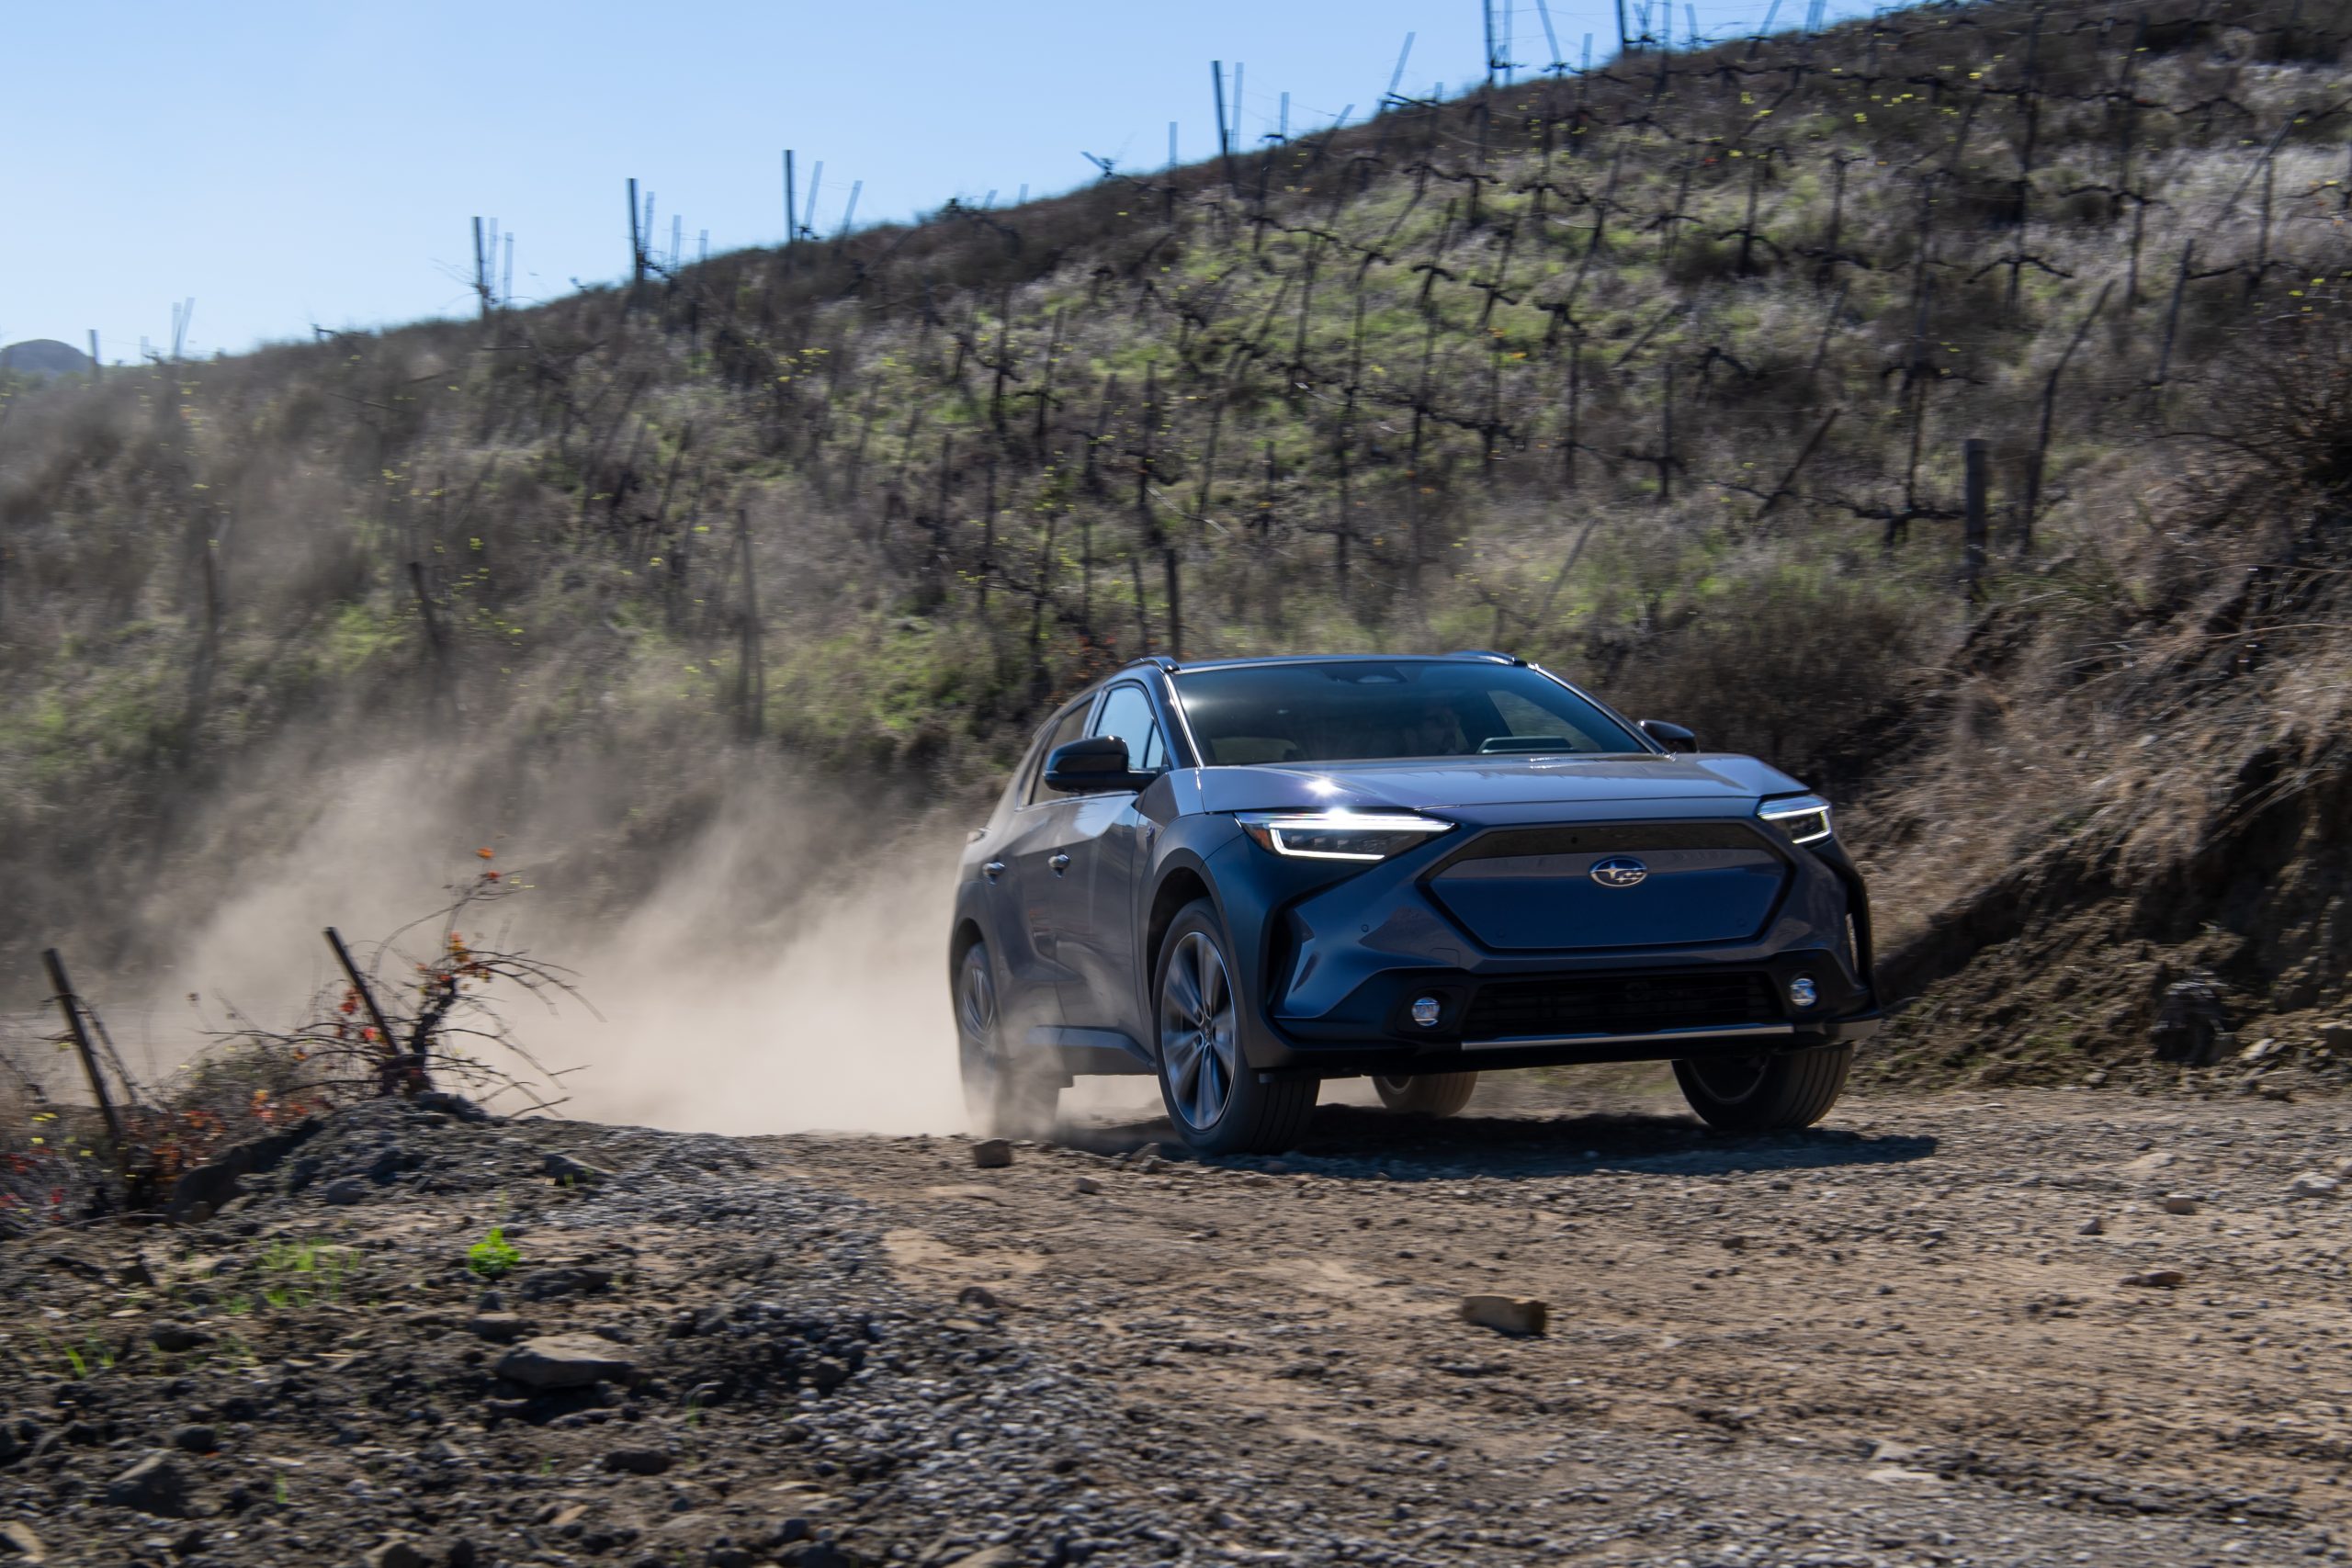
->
[1091,684,1167,774]
[1023,701,1096,805]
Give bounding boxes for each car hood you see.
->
[1185,753,1807,813]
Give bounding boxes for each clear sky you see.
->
[2,0,1862,359]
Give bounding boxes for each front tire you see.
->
[1372,1072,1479,1118]
[1152,900,1317,1156]
[956,939,1059,1137]
[1672,1043,1852,1131]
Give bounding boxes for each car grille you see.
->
[1423,821,1790,952]
[1461,971,1780,1041]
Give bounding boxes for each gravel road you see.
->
[5,1076,2349,1566]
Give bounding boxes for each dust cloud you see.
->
[146,750,972,1137]
[566,814,968,1135]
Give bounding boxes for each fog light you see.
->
[1410,996,1442,1028]
[1788,976,1819,1010]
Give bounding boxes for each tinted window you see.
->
[1170,661,1643,765]
[1023,700,1096,804]
[1091,684,1167,773]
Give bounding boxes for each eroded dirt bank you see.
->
[5,1079,2350,1566]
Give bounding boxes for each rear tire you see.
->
[1153,900,1317,1156]
[1372,1072,1479,1118]
[955,938,1060,1137]
[1672,1043,1852,1131]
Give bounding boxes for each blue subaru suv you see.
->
[949,653,1880,1154]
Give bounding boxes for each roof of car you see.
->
[1122,651,1521,675]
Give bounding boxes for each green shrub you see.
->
[466,1226,521,1280]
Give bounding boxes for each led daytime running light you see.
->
[1236,811,1453,862]
[1758,795,1834,845]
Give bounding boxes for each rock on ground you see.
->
[492,1334,637,1391]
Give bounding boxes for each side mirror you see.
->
[1045,736,1155,794]
[1640,719,1698,754]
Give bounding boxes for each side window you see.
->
[1091,684,1167,774]
[1023,701,1096,805]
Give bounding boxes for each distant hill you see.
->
[0,339,95,378]
[0,0,2348,1086]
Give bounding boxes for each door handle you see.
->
[1049,853,1072,876]
[982,861,1006,884]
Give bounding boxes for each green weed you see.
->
[40,1332,115,1380]
[466,1226,521,1280]
[257,1239,352,1308]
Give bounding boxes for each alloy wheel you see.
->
[957,944,1000,1088]
[1159,930,1238,1130]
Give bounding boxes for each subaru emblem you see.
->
[1590,856,1648,888]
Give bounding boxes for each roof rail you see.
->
[1444,649,1523,664]
[1138,654,1181,672]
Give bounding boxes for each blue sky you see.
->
[2,0,1863,358]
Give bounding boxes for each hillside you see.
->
[0,341,96,379]
[2,0,2348,1087]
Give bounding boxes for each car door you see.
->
[989,698,1096,1034]
[1055,682,1170,1035]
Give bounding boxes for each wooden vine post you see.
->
[325,927,418,1096]
[42,949,126,1172]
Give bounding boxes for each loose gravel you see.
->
[3,1077,2349,1566]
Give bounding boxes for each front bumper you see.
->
[1256,983,1883,1080]
[1200,802,1879,1077]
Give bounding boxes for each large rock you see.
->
[1460,1294,1549,1337]
[493,1335,636,1391]
[465,1313,528,1343]
[321,1177,371,1206]
[790,1543,863,1568]
[414,1089,491,1122]
[515,1265,615,1301]
[602,1447,671,1475]
[542,1150,611,1184]
[2150,981,2231,1066]
[149,1321,209,1353]
[2122,1269,2187,1289]
[104,1451,191,1517]
[166,1119,322,1223]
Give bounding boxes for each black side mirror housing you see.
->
[1045,736,1156,794]
[1640,719,1698,754]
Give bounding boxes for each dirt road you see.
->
[801,1073,2352,1565]
[8,1077,2351,1566]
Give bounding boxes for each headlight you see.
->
[1235,811,1454,862]
[1758,794,1833,845]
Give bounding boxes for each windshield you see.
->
[1170,661,1646,765]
